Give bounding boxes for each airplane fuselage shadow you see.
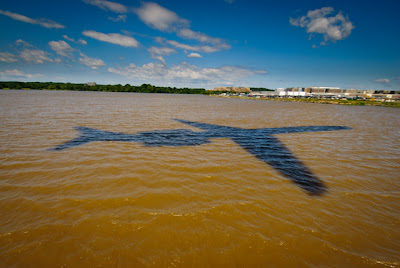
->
[48,119,351,196]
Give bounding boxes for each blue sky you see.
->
[0,0,399,90]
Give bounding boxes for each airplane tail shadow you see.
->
[232,135,327,195]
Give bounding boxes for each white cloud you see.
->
[148,47,176,56]
[134,2,189,32]
[0,52,18,62]
[178,29,229,48]
[373,79,390,84]
[63,35,87,45]
[290,7,354,45]
[135,2,230,53]
[13,40,53,64]
[83,0,128,13]
[63,35,75,42]
[108,61,267,85]
[108,14,127,22]
[78,53,106,69]
[82,30,139,47]
[154,36,165,44]
[19,48,53,64]
[0,69,25,76]
[187,52,202,58]
[15,39,32,47]
[0,9,65,28]
[148,46,177,65]
[78,39,87,45]
[108,62,167,80]
[166,40,220,53]
[134,2,229,53]
[0,69,43,79]
[49,40,74,58]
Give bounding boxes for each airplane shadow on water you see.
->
[48,119,351,196]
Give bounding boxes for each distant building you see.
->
[277,87,307,96]
[305,87,342,93]
[208,85,400,101]
[85,82,97,86]
[287,87,307,96]
[211,86,251,93]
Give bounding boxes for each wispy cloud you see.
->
[82,30,139,47]
[373,78,390,84]
[78,39,87,45]
[0,69,43,79]
[15,39,32,47]
[108,14,127,22]
[63,35,88,45]
[0,52,18,62]
[78,53,106,69]
[148,46,176,65]
[290,7,354,46]
[19,48,53,64]
[108,62,266,85]
[177,29,230,50]
[82,1,229,53]
[63,35,75,42]
[134,2,189,32]
[166,40,220,53]
[177,29,228,47]
[0,9,65,28]
[134,2,229,53]
[49,40,74,58]
[83,0,127,13]
[187,52,202,58]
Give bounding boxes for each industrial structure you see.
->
[212,86,400,101]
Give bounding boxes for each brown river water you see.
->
[0,90,399,267]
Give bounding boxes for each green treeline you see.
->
[0,81,206,94]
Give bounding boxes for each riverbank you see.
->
[214,95,400,108]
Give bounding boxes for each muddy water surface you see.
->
[0,90,399,267]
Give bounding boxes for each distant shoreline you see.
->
[0,81,206,95]
[1,85,399,108]
[213,95,400,108]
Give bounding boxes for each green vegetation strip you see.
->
[0,81,205,94]
[215,95,400,108]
